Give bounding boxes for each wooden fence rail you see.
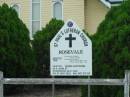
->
[0,70,130,97]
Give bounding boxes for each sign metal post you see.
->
[52,76,55,97]
[88,76,90,97]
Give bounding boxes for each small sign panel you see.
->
[50,20,92,76]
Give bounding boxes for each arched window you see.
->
[12,4,20,16]
[53,2,63,20]
[32,0,40,35]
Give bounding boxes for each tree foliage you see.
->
[0,4,36,78]
[32,19,64,77]
[82,0,130,97]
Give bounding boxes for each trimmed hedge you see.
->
[81,0,130,97]
[32,19,64,77]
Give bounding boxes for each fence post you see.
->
[124,70,130,97]
[0,71,3,97]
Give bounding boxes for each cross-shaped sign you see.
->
[65,34,76,48]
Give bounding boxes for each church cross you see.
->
[65,34,76,48]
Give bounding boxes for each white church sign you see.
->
[50,20,92,76]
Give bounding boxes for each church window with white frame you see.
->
[32,0,40,35]
[53,0,63,20]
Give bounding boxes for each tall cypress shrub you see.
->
[0,4,36,78]
[82,0,130,97]
[32,19,64,77]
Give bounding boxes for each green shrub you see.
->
[0,4,36,78]
[81,0,130,97]
[32,19,64,77]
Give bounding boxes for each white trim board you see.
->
[100,0,123,8]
